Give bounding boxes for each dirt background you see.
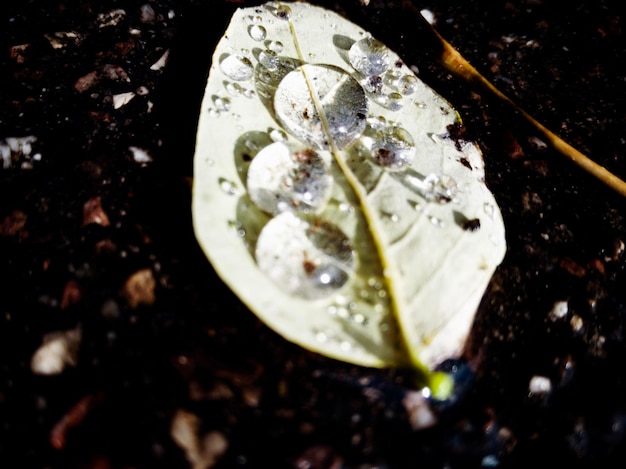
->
[1,0,625,467]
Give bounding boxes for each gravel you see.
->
[1,1,625,467]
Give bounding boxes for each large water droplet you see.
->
[247,141,333,215]
[255,211,355,299]
[369,126,415,171]
[219,54,254,81]
[349,37,389,76]
[274,64,368,150]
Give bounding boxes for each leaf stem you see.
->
[401,1,626,198]
[281,2,437,390]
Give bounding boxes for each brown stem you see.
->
[400,0,626,198]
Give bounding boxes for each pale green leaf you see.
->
[192,2,506,389]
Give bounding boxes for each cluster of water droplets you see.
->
[214,6,465,305]
[214,10,292,110]
[311,275,398,356]
[341,35,465,207]
[341,36,463,201]
[213,8,364,300]
[348,36,420,110]
[246,135,359,298]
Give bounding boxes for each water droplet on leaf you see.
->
[255,211,355,299]
[265,2,291,20]
[362,75,383,94]
[225,82,243,96]
[214,96,231,112]
[340,341,353,352]
[367,115,387,130]
[353,313,366,324]
[266,40,284,53]
[483,202,495,219]
[349,37,389,76]
[219,177,240,196]
[247,142,333,215]
[422,173,458,203]
[257,68,274,85]
[219,54,254,81]
[384,92,403,111]
[315,331,328,343]
[428,215,445,227]
[274,64,368,150]
[367,277,383,289]
[385,70,402,87]
[269,128,288,142]
[259,49,279,70]
[248,24,267,42]
[369,126,415,171]
[397,75,418,95]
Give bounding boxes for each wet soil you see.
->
[1,0,625,468]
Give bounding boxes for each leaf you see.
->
[192,2,506,392]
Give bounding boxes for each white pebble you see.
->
[113,92,135,109]
[402,390,437,430]
[129,145,153,164]
[529,375,551,395]
[31,327,81,375]
[549,300,568,321]
[420,9,435,25]
[150,49,170,71]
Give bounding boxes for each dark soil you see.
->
[1,0,625,468]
